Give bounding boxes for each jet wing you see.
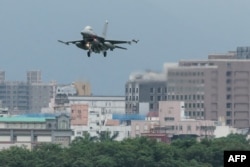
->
[105,40,132,45]
[58,40,83,45]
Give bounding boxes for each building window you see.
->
[172,95,175,100]
[226,79,231,84]
[226,119,231,125]
[180,95,183,100]
[188,103,191,108]
[189,95,192,100]
[193,95,196,100]
[226,111,231,117]
[187,125,191,131]
[150,103,154,110]
[150,88,154,93]
[164,117,175,121]
[126,87,128,93]
[184,95,188,100]
[226,103,231,109]
[157,88,161,93]
[150,96,154,101]
[136,96,138,101]
[201,103,204,108]
[132,88,135,93]
[136,88,139,93]
[129,88,131,93]
[226,95,231,100]
[197,95,200,100]
[226,71,232,77]
[157,96,161,101]
[59,120,68,129]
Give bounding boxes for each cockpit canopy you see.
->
[84,26,93,31]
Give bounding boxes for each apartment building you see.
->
[166,47,250,128]
[0,71,56,113]
[125,71,167,113]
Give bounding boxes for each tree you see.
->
[96,131,119,142]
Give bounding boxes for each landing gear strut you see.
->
[103,51,107,57]
[87,51,91,57]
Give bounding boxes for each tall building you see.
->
[0,70,5,83]
[27,70,41,84]
[166,48,250,128]
[0,71,56,113]
[236,46,250,59]
[125,71,167,113]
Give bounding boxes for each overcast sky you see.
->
[1,0,250,95]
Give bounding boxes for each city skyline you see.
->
[1,0,250,95]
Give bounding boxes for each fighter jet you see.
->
[58,21,138,57]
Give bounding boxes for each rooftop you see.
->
[0,117,50,123]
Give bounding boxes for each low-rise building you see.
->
[0,114,72,150]
[131,101,216,141]
[71,104,132,141]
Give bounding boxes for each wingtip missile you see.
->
[132,39,139,43]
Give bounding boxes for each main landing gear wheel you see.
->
[87,51,91,57]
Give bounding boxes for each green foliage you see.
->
[0,134,249,167]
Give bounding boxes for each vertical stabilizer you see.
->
[102,20,108,39]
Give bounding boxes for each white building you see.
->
[68,96,125,114]
[71,105,130,141]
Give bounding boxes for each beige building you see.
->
[166,49,250,128]
[158,101,215,138]
[131,101,215,140]
[73,81,91,96]
[71,104,88,125]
